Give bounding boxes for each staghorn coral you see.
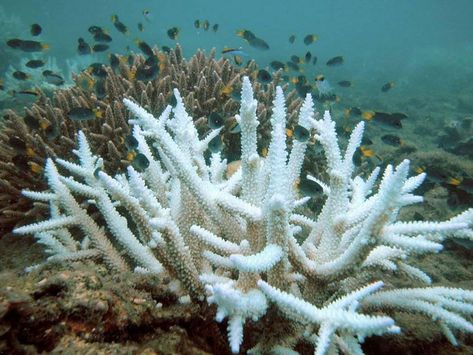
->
[0,45,303,236]
[14,77,473,354]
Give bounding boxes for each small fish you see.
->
[7,38,23,49]
[248,37,270,50]
[229,121,241,134]
[93,44,109,52]
[362,111,375,121]
[233,55,243,66]
[360,146,375,158]
[68,107,100,121]
[93,32,112,43]
[270,61,285,71]
[381,134,402,147]
[13,40,49,52]
[305,51,312,63]
[202,20,210,31]
[10,89,39,99]
[88,26,104,34]
[167,27,179,40]
[381,81,395,92]
[30,24,42,36]
[326,56,344,66]
[212,24,219,32]
[208,134,223,153]
[294,125,310,142]
[161,46,171,53]
[135,39,154,56]
[372,112,407,129]
[135,63,159,81]
[312,56,318,65]
[289,35,296,44]
[338,80,352,87]
[12,154,29,170]
[257,69,272,83]
[25,59,45,68]
[298,178,322,197]
[220,84,233,97]
[94,79,106,99]
[291,55,302,64]
[111,15,129,34]
[13,71,30,81]
[77,38,91,55]
[221,47,247,56]
[24,115,40,129]
[109,53,120,71]
[194,19,201,29]
[286,61,300,72]
[361,136,373,145]
[142,9,152,22]
[132,153,150,171]
[88,63,107,78]
[236,29,256,41]
[208,112,224,129]
[303,34,318,45]
[42,70,64,86]
[138,22,144,32]
[125,134,139,150]
[295,83,312,98]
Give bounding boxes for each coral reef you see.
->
[13,76,473,354]
[0,45,303,236]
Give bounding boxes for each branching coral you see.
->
[14,76,473,354]
[0,45,303,236]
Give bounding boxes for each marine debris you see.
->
[13,76,473,354]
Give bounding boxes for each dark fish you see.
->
[12,154,29,170]
[111,15,129,34]
[167,27,179,40]
[24,115,40,129]
[305,51,312,63]
[25,59,45,68]
[93,32,112,43]
[286,61,300,71]
[229,121,241,134]
[9,136,27,151]
[194,19,201,29]
[68,107,97,121]
[294,125,310,142]
[93,44,109,52]
[257,69,272,83]
[295,83,312,98]
[95,79,106,99]
[236,29,256,41]
[135,63,159,81]
[338,80,352,87]
[303,34,318,45]
[30,24,42,36]
[11,40,49,52]
[291,55,302,64]
[202,20,210,31]
[350,107,362,116]
[132,153,150,171]
[299,177,322,197]
[109,53,120,71]
[88,63,107,78]
[88,26,104,34]
[373,112,407,129]
[144,55,158,66]
[361,136,373,145]
[381,81,395,92]
[77,38,91,55]
[42,70,64,86]
[127,54,135,66]
[326,56,344,66]
[248,37,269,50]
[289,35,296,44]
[270,61,285,70]
[212,24,219,32]
[135,40,153,56]
[138,23,144,32]
[208,134,223,153]
[125,134,139,150]
[11,89,39,99]
[381,134,402,146]
[312,56,317,65]
[161,46,171,53]
[13,71,30,81]
[208,112,224,129]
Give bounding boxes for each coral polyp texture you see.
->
[14,77,473,354]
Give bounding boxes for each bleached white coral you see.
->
[14,76,473,354]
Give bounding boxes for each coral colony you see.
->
[14,77,473,354]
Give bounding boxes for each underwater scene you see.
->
[1,0,473,353]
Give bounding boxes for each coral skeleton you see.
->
[14,76,473,354]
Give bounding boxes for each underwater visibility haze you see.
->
[0,0,473,354]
